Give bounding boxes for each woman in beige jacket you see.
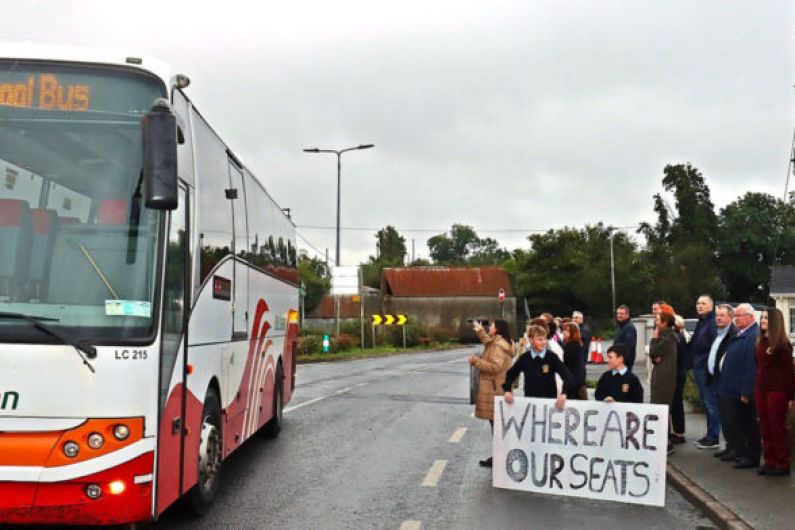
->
[468,319,513,467]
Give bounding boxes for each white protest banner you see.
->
[493,397,668,507]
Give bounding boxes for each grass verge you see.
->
[297,342,464,363]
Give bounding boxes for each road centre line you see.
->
[399,521,422,530]
[448,427,467,443]
[421,460,447,487]
[283,396,326,413]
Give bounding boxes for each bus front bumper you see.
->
[0,451,154,525]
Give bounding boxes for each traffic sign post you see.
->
[499,287,505,318]
[370,314,409,350]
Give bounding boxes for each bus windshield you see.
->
[0,62,166,344]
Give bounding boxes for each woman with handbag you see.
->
[468,319,513,468]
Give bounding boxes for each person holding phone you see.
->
[468,319,513,468]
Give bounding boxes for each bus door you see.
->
[222,159,248,434]
[157,184,190,511]
[229,161,248,341]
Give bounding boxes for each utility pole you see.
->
[411,239,415,264]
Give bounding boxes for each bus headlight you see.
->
[63,441,80,458]
[87,432,104,449]
[85,483,101,499]
[113,424,130,441]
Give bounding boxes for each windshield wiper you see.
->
[0,312,97,374]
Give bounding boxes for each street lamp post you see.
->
[608,227,617,313]
[303,144,374,267]
[304,144,374,335]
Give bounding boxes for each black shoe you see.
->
[764,467,791,477]
[670,433,686,445]
[695,438,719,450]
[733,458,758,469]
[757,466,771,475]
[719,451,738,461]
[667,444,675,456]
[479,457,493,468]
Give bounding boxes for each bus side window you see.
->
[194,114,233,285]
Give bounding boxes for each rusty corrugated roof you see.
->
[382,266,513,297]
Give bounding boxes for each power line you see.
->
[295,231,327,260]
[295,224,642,234]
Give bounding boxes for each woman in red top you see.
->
[755,307,795,476]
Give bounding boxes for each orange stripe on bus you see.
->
[0,418,144,467]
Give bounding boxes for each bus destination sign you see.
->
[0,75,90,111]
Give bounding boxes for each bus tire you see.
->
[262,363,284,438]
[188,387,222,516]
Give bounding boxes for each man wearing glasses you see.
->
[716,304,761,469]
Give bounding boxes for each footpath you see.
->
[587,354,792,530]
[667,406,793,530]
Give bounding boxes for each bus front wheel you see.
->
[188,388,222,516]
[262,363,284,438]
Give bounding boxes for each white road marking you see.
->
[356,382,369,387]
[448,427,468,443]
[400,521,422,530]
[421,460,448,487]
[283,396,326,413]
[335,387,352,394]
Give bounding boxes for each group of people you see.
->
[685,297,794,476]
[469,298,795,477]
[467,311,642,468]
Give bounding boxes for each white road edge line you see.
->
[283,396,326,413]
[448,427,467,443]
[400,521,422,530]
[421,460,448,487]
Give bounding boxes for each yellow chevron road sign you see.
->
[370,314,408,326]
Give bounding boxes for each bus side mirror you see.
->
[142,98,178,210]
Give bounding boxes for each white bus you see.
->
[0,44,299,525]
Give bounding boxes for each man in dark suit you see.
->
[703,304,737,451]
[716,303,760,469]
[690,295,718,449]
[614,305,637,371]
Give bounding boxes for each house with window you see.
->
[770,265,795,338]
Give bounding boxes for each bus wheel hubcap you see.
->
[198,419,221,490]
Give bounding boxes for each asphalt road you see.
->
[150,345,712,530]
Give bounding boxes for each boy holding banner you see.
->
[503,325,574,408]
[595,344,644,403]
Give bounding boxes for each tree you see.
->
[637,163,724,313]
[427,224,509,265]
[504,224,652,319]
[375,225,407,264]
[716,192,795,302]
[361,226,408,288]
[298,252,330,314]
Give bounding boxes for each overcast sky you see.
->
[4,0,794,265]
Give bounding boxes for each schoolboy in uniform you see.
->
[595,344,644,403]
[503,325,574,408]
